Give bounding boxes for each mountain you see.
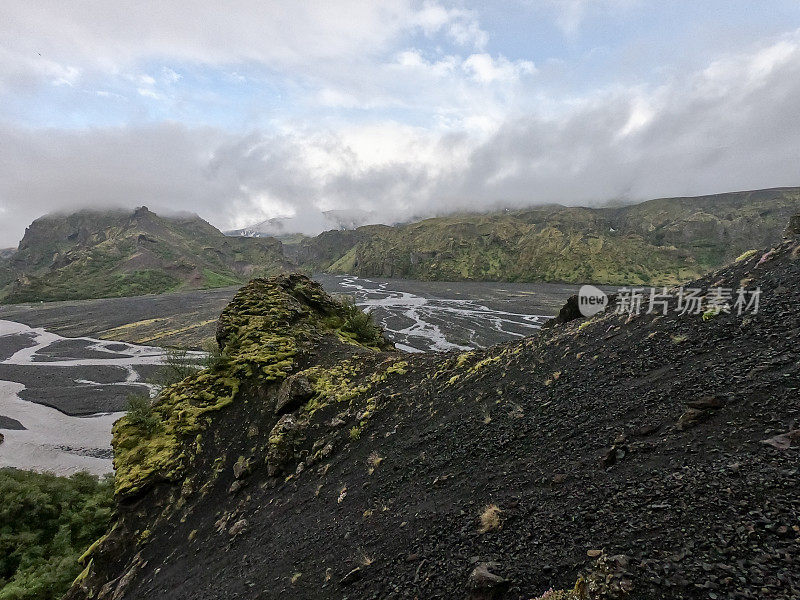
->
[66,220,800,600]
[290,187,800,285]
[0,207,290,303]
[228,208,377,238]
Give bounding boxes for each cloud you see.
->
[0,1,483,94]
[1,26,799,247]
[548,0,640,36]
[463,53,536,83]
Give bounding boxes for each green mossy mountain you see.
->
[65,223,800,599]
[0,207,289,303]
[289,187,800,285]
[3,187,799,303]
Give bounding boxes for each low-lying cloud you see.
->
[1,30,799,247]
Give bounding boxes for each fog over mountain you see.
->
[2,2,800,246]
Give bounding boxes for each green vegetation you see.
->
[735,249,759,262]
[0,469,113,600]
[149,348,205,390]
[0,206,288,304]
[337,296,385,347]
[292,187,800,285]
[125,394,161,435]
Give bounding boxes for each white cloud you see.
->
[137,88,162,100]
[412,2,488,49]
[0,1,486,94]
[2,31,800,246]
[0,6,798,247]
[463,53,536,83]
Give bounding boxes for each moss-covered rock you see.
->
[112,274,393,499]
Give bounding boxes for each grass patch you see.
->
[478,504,502,533]
[735,249,758,262]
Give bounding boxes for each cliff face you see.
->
[67,226,800,600]
[297,187,800,285]
[1,207,290,303]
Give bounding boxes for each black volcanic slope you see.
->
[68,227,800,600]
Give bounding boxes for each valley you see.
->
[0,277,577,475]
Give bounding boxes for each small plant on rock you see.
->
[338,296,385,347]
[126,393,161,435]
[150,347,202,389]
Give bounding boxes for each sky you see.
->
[2,1,800,245]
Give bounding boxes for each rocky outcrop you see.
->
[787,213,800,236]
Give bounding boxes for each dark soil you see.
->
[68,237,800,600]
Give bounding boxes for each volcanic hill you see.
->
[0,207,289,303]
[66,218,800,600]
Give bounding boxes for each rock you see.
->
[687,396,724,410]
[228,519,248,536]
[233,456,250,479]
[543,294,582,328]
[602,445,628,467]
[275,373,314,414]
[266,414,300,476]
[466,562,509,600]
[634,423,660,436]
[786,214,800,236]
[761,429,800,450]
[676,408,708,429]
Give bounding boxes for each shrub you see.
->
[337,297,385,347]
[150,348,203,389]
[479,504,502,533]
[125,394,161,435]
[0,468,113,600]
[201,338,231,372]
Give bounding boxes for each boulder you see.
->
[466,562,509,600]
[275,373,314,415]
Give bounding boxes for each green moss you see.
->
[735,249,758,262]
[112,275,393,499]
[467,356,501,374]
[385,360,409,375]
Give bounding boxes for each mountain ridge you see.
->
[3,186,800,304]
[0,206,290,303]
[289,186,800,284]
